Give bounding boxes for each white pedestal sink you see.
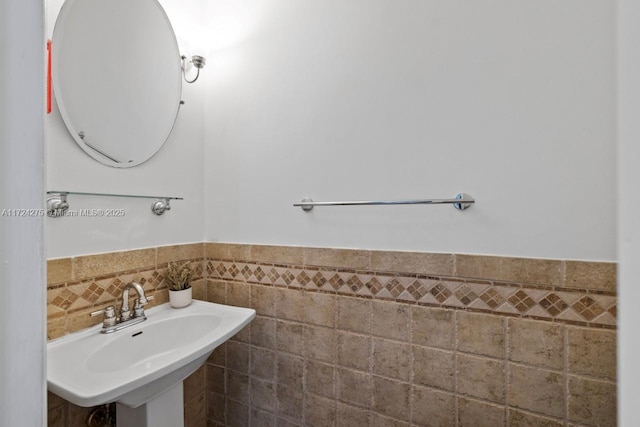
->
[47,301,255,427]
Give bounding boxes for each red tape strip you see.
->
[47,39,52,114]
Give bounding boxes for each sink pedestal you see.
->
[116,382,184,427]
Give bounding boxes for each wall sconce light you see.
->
[181,55,206,83]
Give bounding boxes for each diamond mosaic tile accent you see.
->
[430,283,452,303]
[385,278,404,298]
[508,290,536,313]
[254,266,266,282]
[572,296,605,321]
[51,288,79,310]
[329,273,345,291]
[311,272,327,288]
[206,261,215,276]
[282,270,295,285]
[240,265,252,280]
[228,264,240,278]
[366,277,384,295]
[267,268,281,283]
[479,288,506,309]
[539,293,569,316]
[106,278,124,297]
[81,282,104,304]
[454,284,478,306]
[216,263,228,277]
[347,275,364,292]
[193,262,204,278]
[406,279,429,301]
[150,271,162,287]
[296,271,310,286]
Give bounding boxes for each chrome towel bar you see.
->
[294,193,474,212]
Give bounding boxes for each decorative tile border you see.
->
[46,243,617,340]
[46,259,206,339]
[206,243,617,293]
[206,259,616,329]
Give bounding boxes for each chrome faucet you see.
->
[120,282,149,321]
[90,282,154,334]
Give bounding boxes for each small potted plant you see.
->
[165,261,194,308]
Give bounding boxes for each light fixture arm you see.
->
[181,55,206,84]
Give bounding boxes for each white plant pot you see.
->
[169,287,192,308]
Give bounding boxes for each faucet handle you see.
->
[141,295,154,304]
[90,305,115,318]
[133,295,154,318]
[90,305,117,328]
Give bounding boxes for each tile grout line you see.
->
[331,296,338,427]
[453,310,459,426]
[563,326,569,427]
[504,317,510,427]
[247,283,254,427]
[409,306,415,426]
[368,299,374,426]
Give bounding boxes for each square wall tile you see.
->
[567,327,616,380]
[372,376,410,420]
[336,368,371,408]
[250,378,276,412]
[277,353,304,390]
[372,338,411,381]
[337,331,370,371]
[372,413,409,427]
[276,385,304,422]
[565,261,616,292]
[457,398,505,427]
[412,306,455,350]
[457,354,505,404]
[251,285,276,317]
[413,346,455,392]
[508,409,563,427]
[275,288,305,322]
[411,386,455,427]
[336,402,370,427]
[47,258,73,286]
[275,321,305,356]
[508,364,564,418]
[371,300,410,341]
[337,297,371,334]
[457,311,504,358]
[304,326,337,363]
[306,360,335,399]
[508,319,564,370]
[304,393,336,427]
[568,376,616,427]
[250,347,275,381]
[303,292,336,327]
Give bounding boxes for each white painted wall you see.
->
[45,0,207,259]
[0,1,46,425]
[617,0,640,424]
[203,0,616,261]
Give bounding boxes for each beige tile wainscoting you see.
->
[46,243,616,427]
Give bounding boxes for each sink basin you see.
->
[48,300,255,409]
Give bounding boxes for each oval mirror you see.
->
[52,0,182,168]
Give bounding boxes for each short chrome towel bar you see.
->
[294,193,474,212]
